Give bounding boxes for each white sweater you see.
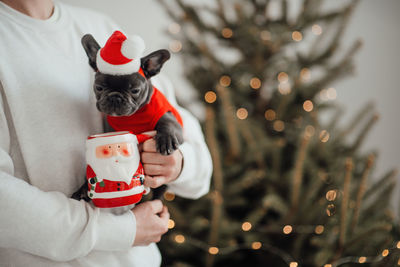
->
[0,1,212,266]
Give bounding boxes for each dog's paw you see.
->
[155,132,182,155]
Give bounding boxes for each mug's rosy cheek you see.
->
[122,149,131,156]
[96,146,113,158]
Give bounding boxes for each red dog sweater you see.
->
[107,69,183,134]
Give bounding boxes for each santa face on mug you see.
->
[93,142,139,184]
[86,132,140,184]
[86,133,140,185]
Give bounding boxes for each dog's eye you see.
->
[95,86,104,92]
[130,88,140,94]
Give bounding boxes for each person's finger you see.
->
[144,175,156,188]
[141,152,167,165]
[148,199,163,214]
[159,206,170,221]
[142,139,157,152]
[143,163,164,176]
[144,175,167,188]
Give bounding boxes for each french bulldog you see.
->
[82,34,183,154]
[72,33,183,201]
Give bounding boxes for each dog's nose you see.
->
[109,96,122,105]
[108,92,124,105]
[108,92,124,98]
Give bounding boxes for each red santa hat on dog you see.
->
[96,31,145,75]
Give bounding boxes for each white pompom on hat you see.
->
[121,35,145,60]
[96,31,145,75]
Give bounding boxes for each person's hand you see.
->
[140,138,183,188]
[131,200,169,246]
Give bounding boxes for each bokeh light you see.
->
[273,120,285,132]
[242,222,252,231]
[169,40,182,53]
[250,77,262,89]
[252,241,262,250]
[209,247,219,255]
[265,109,276,121]
[312,24,323,35]
[303,100,314,112]
[292,31,303,41]
[221,27,233,38]
[205,91,217,103]
[168,22,181,35]
[219,75,231,87]
[236,108,249,120]
[283,225,293,234]
[175,234,185,243]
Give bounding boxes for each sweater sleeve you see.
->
[151,75,213,199]
[0,83,136,261]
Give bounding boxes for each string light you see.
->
[326,204,336,216]
[260,30,271,41]
[278,83,291,95]
[319,130,330,143]
[221,27,233,38]
[168,219,175,229]
[292,31,303,42]
[305,125,315,137]
[209,246,219,255]
[314,225,324,235]
[283,225,293,234]
[327,87,337,100]
[278,72,289,83]
[265,109,276,121]
[300,68,311,81]
[164,191,176,201]
[242,222,252,231]
[382,249,389,257]
[175,234,185,243]
[397,241,400,249]
[312,24,323,35]
[171,235,400,267]
[319,89,328,101]
[303,100,313,112]
[219,75,231,87]
[252,242,262,250]
[273,120,285,132]
[250,77,262,89]
[326,190,337,201]
[358,256,367,263]
[205,91,217,103]
[169,40,182,53]
[236,108,249,120]
[168,22,181,35]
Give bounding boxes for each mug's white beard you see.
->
[87,153,140,184]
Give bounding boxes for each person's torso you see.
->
[0,2,161,266]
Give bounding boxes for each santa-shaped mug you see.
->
[86,131,152,214]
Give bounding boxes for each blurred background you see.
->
[65,0,400,266]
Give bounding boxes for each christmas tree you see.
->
[156,0,399,266]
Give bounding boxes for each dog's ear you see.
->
[81,34,100,71]
[141,49,171,78]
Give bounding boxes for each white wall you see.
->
[65,0,400,201]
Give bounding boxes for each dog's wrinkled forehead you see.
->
[95,72,147,90]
